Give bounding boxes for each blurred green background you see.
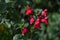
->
[0,0,60,40]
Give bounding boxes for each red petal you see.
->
[41,19,45,23]
[41,9,48,16]
[41,18,48,24]
[21,27,28,35]
[30,18,34,24]
[25,6,33,15]
[45,19,48,24]
[34,18,41,28]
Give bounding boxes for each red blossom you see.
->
[40,9,48,24]
[30,15,34,24]
[41,9,48,17]
[38,15,45,20]
[25,6,33,15]
[41,18,48,24]
[21,27,28,35]
[34,18,41,28]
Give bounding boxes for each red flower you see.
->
[34,18,41,28]
[21,27,28,35]
[41,18,48,24]
[45,19,48,24]
[25,6,33,15]
[30,15,34,24]
[38,15,45,19]
[40,9,48,24]
[41,9,48,17]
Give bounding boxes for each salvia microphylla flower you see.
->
[34,18,41,28]
[41,18,48,24]
[21,27,28,35]
[41,9,48,17]
[30,15,34,24]
[37,15,47,24]
[25,6,33,15]
[41,9,48,24]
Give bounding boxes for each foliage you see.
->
[0,0,60,40]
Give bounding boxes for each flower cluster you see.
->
[21,6,48,35]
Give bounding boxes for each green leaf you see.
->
[13,34,23,40]
[5,21,11,28]
[5,0,10,3]
[18,23,24,29]
[35,0,41,4]
[24,23,29,27]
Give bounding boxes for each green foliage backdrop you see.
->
[0,0,60,40]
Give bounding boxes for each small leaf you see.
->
[18,24,24,29]
[13,34,23,40]
[5,22,11,28]
[35,0,41,4]
[24,23,29,27]
[5,0,10,3]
